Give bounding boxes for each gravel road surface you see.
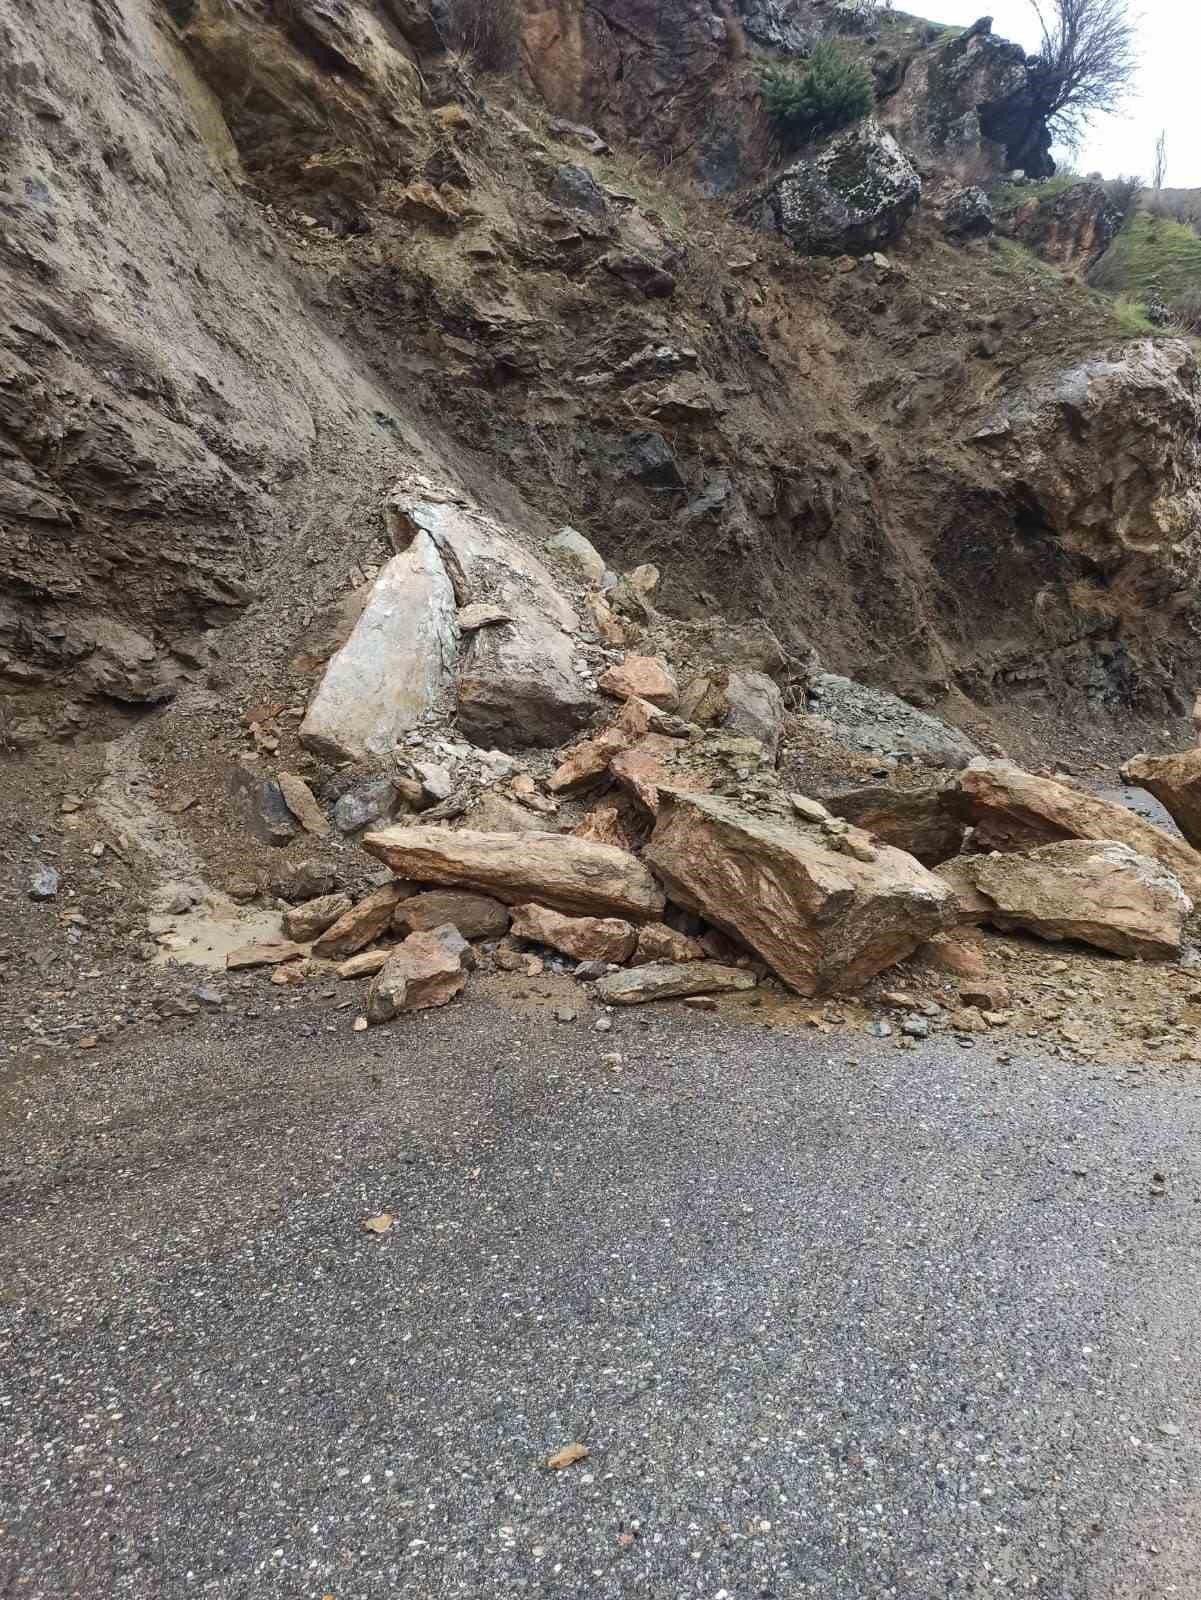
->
[2,998,1199,1598]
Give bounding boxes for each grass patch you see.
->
[1091,210,1201,304]
[990,173,1081,214]
[1108,294,1157,336]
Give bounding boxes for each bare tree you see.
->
[1026,0,1140,149]
[1152,129,1167,190]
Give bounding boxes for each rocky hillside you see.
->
[1,0,1199,748]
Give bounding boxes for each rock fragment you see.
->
[595,961,756,1005]
[312,883,409,959]
[363,826,665,920]
[283,892,353,942]
[277,772,329,836]
[509,903,637,963]
[395,890,510,939]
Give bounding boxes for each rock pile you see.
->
[224,485,1201,1027]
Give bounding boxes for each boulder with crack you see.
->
[953,841,1191,958]
[951,761,1201,897]
[363,825,666,920]
[385,482,593,749]
[644,790,954,995]
[299,530,457,763]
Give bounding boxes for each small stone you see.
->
[192,985,224,1009]
[29,865,59,900]
[334,776,398,834]
[788,794,832,824]
[277,771,329,836]
[456,602,512,632]
[555,1007,577,1023]
[683,995,719,1011]
[574,959,611,981]
[900,1014,929,1038]
[866,1020,892,1037]
[594,1015,613,1032]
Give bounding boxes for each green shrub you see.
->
[759,42,875,146]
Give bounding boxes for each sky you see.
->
[914,0,1201,184]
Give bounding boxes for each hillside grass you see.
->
[1090,211,1201,303]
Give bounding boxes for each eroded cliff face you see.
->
[1,0,1198,741]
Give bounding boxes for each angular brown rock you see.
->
[598,654,678,708]
[547,725,630,793]
[366,928,467,1023]
[633,922,705,963]
[968,840,1191,958]
[1120,749,1201,849]
[952,761,1201,897]
[394,889,510,939]
[644,790,954,995]
[933,857,993,924]
[312,882,408,960]
[363,825,665,920]
[226,938,306,970]
[572,799,643,852]
[509,903,636,963]
[594,961,756,1005]
[282,892,353,943]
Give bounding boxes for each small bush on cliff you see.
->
[442,0,520,71]
[759,43,875,146]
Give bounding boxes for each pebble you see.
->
[866,1020,892,1037]
[556,1007,577,1023]
[594,1016,612,1033]
[901,1015,929,1039]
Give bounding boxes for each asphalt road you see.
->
[2,998,1200,1599]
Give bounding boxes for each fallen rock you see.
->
[595,961,756,1005]
[277,772,329,837]
[824,785,965,867]
[299,531,457,763]
[366,928,467,1023]
[363,825,665,920]
[759,121,921,255]
[722,670,784,761]
[334,777,399,838]
[230,771,299,846]
[456,602,511,632]
[573,798,643,851]
[226,938,306,970]
[395,889,510,939]
[460,789,554,833]
[915,933,987,979]
[610,733,697,819]
[337,948,391,979]
[548,725,631,793]
[679,673,729,726]
[953,761,1201,897]
[967,840,1191,958]
[509,902,637,963]
[312,882,409,959]
[633,922,705,963]
[943,185,994,238]
[29,864,59,900]
[548,525,607,581]
[269,859,337,903]
[1120,750,1201,848]
[644,790,954,994]
[283,892,353,942]
[960,979,1012,1011]
[457,603,594,748]
[598,654,678,708]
